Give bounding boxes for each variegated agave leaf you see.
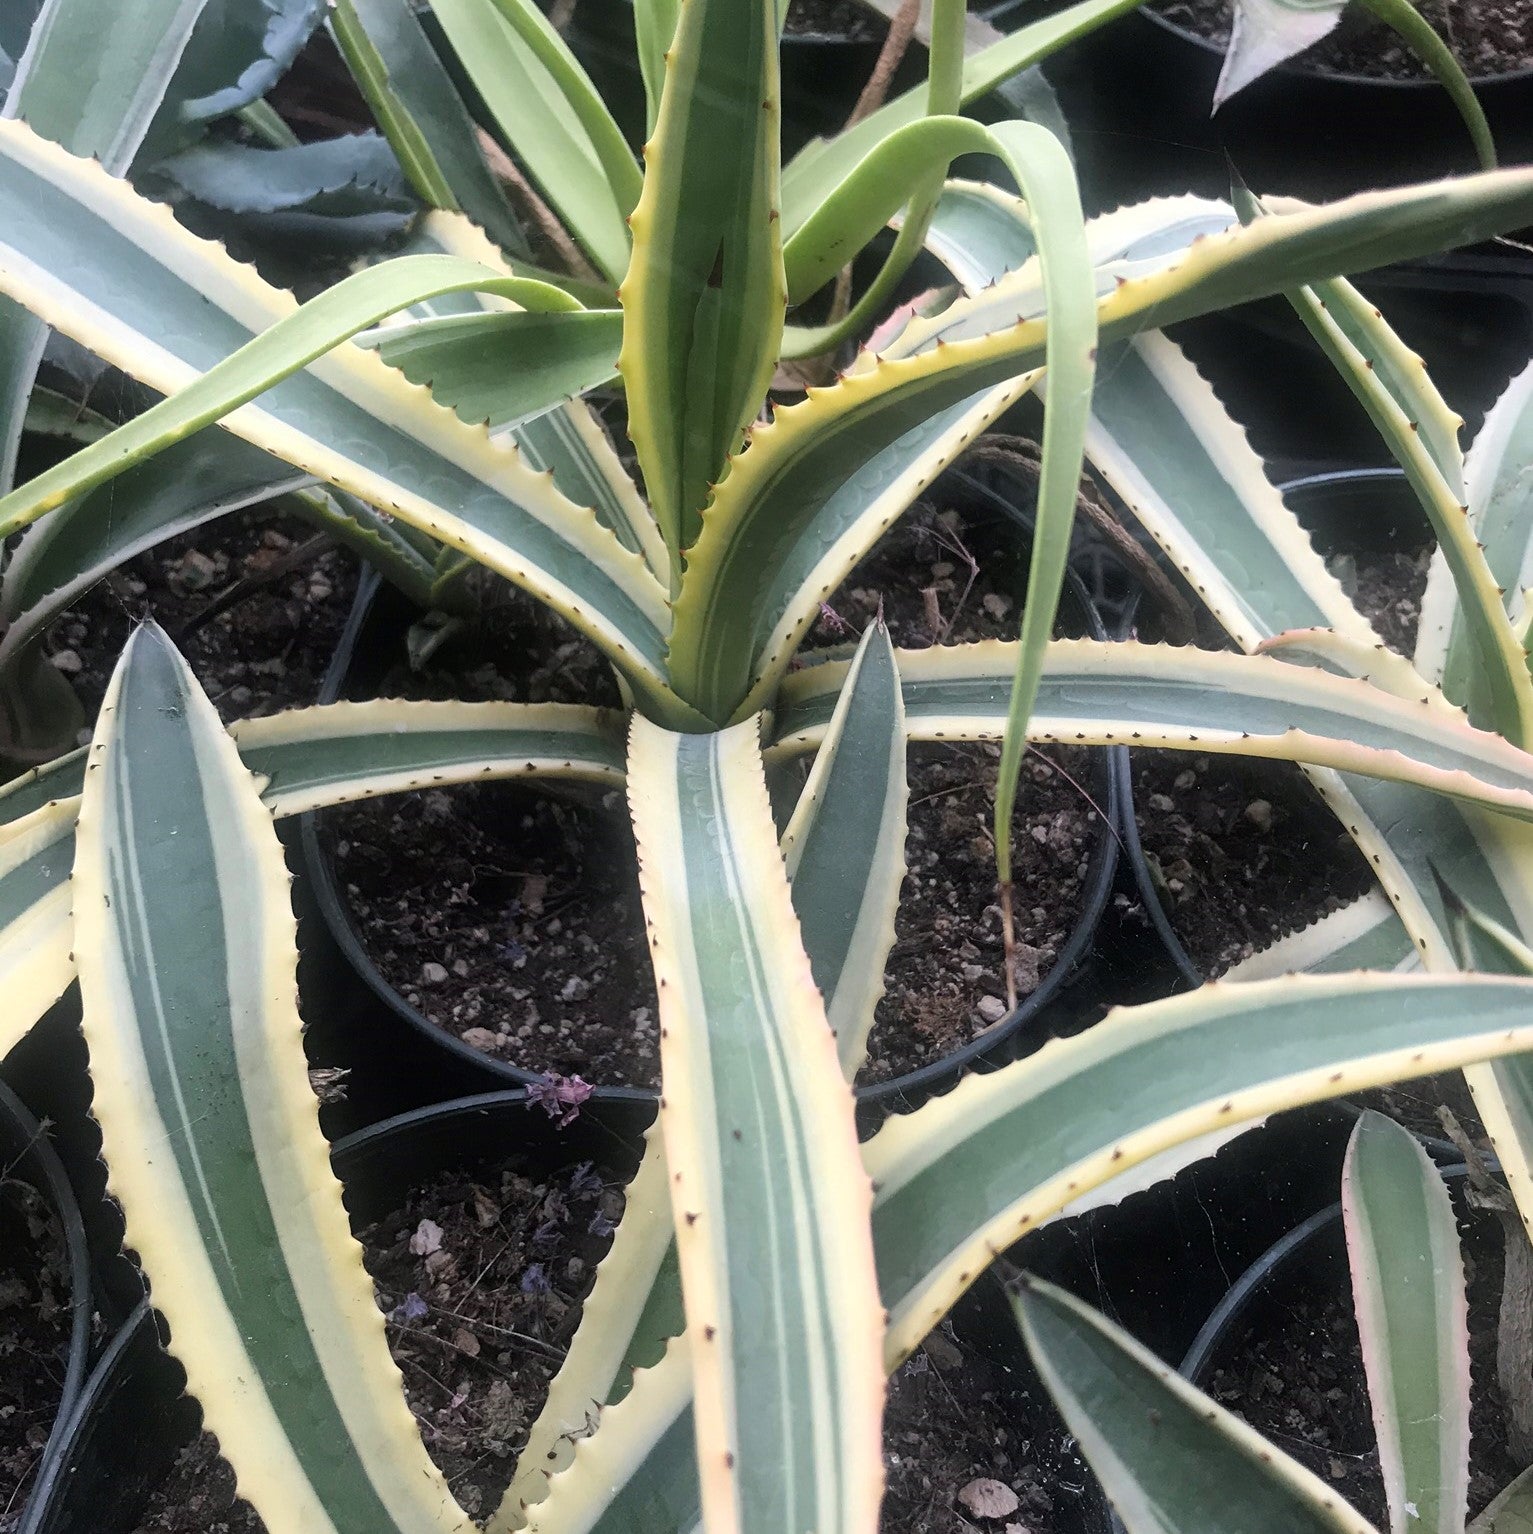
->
[73,622,473,1532]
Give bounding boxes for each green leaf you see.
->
[627,712,884,1534]
[633,0,680,137]
[3,0,208,171]
[0,248,586,544]
[150,132,415,216]
[0,126,687,718]
[0,0,213,494]
[620,0,785,574]
[770,638,1533,826]
[780,0,1142,235]
[1014,1277,1376,1533]
[1342,1111,1469,1534]
[781,620,908,1077]
[1424,360,1533,714]
[981,122,1096,896]
[73,622,469,1532]
[1226,890,1417,979]
[365,308,621,431]
[430,0,635,282]
[399,211,662,578]
[328,0,529,257]
[146,0,323,143]
[0,796,75,1057]
[507,632,905,1529]
[1472,1464,1533,1533]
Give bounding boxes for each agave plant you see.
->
[7,0,1533,1529]
[1014,1109,1532,1534]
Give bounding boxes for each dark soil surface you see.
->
[1205,1192,1521,1524]
[1131,749,1373,976]
[329,780,660,1088]
[330,496,1111,1089]
[0,1180,76,1526]
[1153,0,1533,80]
[882,1316,1105,1534]
[1339,543,1433,659]
[51,511,358,732]
[134,1151,626,1533]
[1129,533,1430,978]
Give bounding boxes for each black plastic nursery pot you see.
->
[296,484,1128,1126]
[0,1074,98,1533]
[1165,1157,1517,1525]
[1040,5,1533,215]
[1117,466,1423,988]
[26,1090,653,1534]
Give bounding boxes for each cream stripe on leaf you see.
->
[0,797,76,1058]
[619,0,785,571]
[495,1124,677,1531]
[780,621,907,1077]
[1342,1112,1469,1534]
[1224,891,1418,980]
[1427,359,1533,709]
[0,0,211,495]
[627,712,884,1534]
[770,639,1533,824]
[502,633,906,1529]
[0,121,689,722]
[1272,262,1533,749]
[530,969,1533,1531]
[1014,1278,1377,1534]
[0,698,626,829]
[73,622,472,1533]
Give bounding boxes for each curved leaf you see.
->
[151,133,414,216]
[781,621,907,1077]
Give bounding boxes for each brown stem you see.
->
[999,879,1018,1012]
[843,0,920,131]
